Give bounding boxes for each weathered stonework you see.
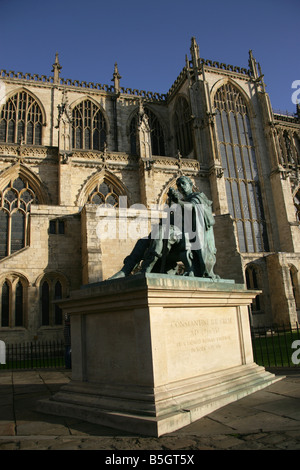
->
[37,274,280,436]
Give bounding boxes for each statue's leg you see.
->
[140,225,182,274]
[140,226,166,273]
[108,237,150,279]
[191,250,206,277]
[180,249,194,276]
[163,251,181,275]
[140,241,163,273]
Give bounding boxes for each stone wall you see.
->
[0,206,81,343]
[1,45,300,343]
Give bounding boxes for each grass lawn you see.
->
[252,330,300,367]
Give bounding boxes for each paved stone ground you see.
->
[0,368,299,451]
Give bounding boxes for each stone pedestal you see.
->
[38,274,281,436]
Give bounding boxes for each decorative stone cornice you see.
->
[0,143,58,160]
[0,144,204,176]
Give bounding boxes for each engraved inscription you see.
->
[164,308,242,380]
[170,315,235,354]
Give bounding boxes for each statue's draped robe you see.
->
[177,192,217,278]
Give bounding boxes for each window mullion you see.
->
[24,212,29,246]
[219,114,231,177]
[25,212,30,247]
[10,281,16,328]
[25,93,29,143]
[14,94,19,143]
[249,220,257,253]
[227,111,240,180]
[242,114,256,180]
[234,113,248,180]
[7,213,12,256]
[4,117,8,142]
[227,111,247,230]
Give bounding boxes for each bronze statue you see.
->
[109,176,218,279]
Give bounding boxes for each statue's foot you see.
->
[108,270,126,280]
[183,271,194,277]
[140,268,152,274]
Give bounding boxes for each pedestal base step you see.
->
[37,364,282,437]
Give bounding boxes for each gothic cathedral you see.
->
[1,38,300,343]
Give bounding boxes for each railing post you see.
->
[282,323,290,367]
[30,342,33,369]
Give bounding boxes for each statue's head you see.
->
[176,176,193,195]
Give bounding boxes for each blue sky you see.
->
[0,0,299,113]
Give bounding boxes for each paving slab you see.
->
[0,368,299,451]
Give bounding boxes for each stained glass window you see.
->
[173,96,193,157]
[15,281,23,327]
[72,100,106,151]
[1,278,26,328]
[0,177,38,259]
[87,180,120,207]
[1,281,9,327]
[54,281,63,325]
[0,211,8,258]
[41,277,65,326]
[41,281,50,326]
[130,107,166,156]
[0,91,43,145]
[214,83,269,253]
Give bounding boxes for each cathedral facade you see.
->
[0,38,300,344]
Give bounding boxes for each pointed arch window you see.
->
[15,281,23,327]
[214,83,269,253]
[72,100,107,151]
[40,276,66,326]
[0,277,27,328]
[0,91,43,145]
[41,281,50,326]
[130,107,166,156]
[245,264,263,314]
[54,281,63,325]
[0,176,38,259]
[1,281,9,327]
[86,179,122,207]
[173,96,193,157]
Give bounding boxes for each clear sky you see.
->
[0,0,299,113]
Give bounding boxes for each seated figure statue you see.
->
[109,176,218,279]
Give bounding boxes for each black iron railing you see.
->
[251,323,300,368]
[1,324,300,370]
[0,340,67,370]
